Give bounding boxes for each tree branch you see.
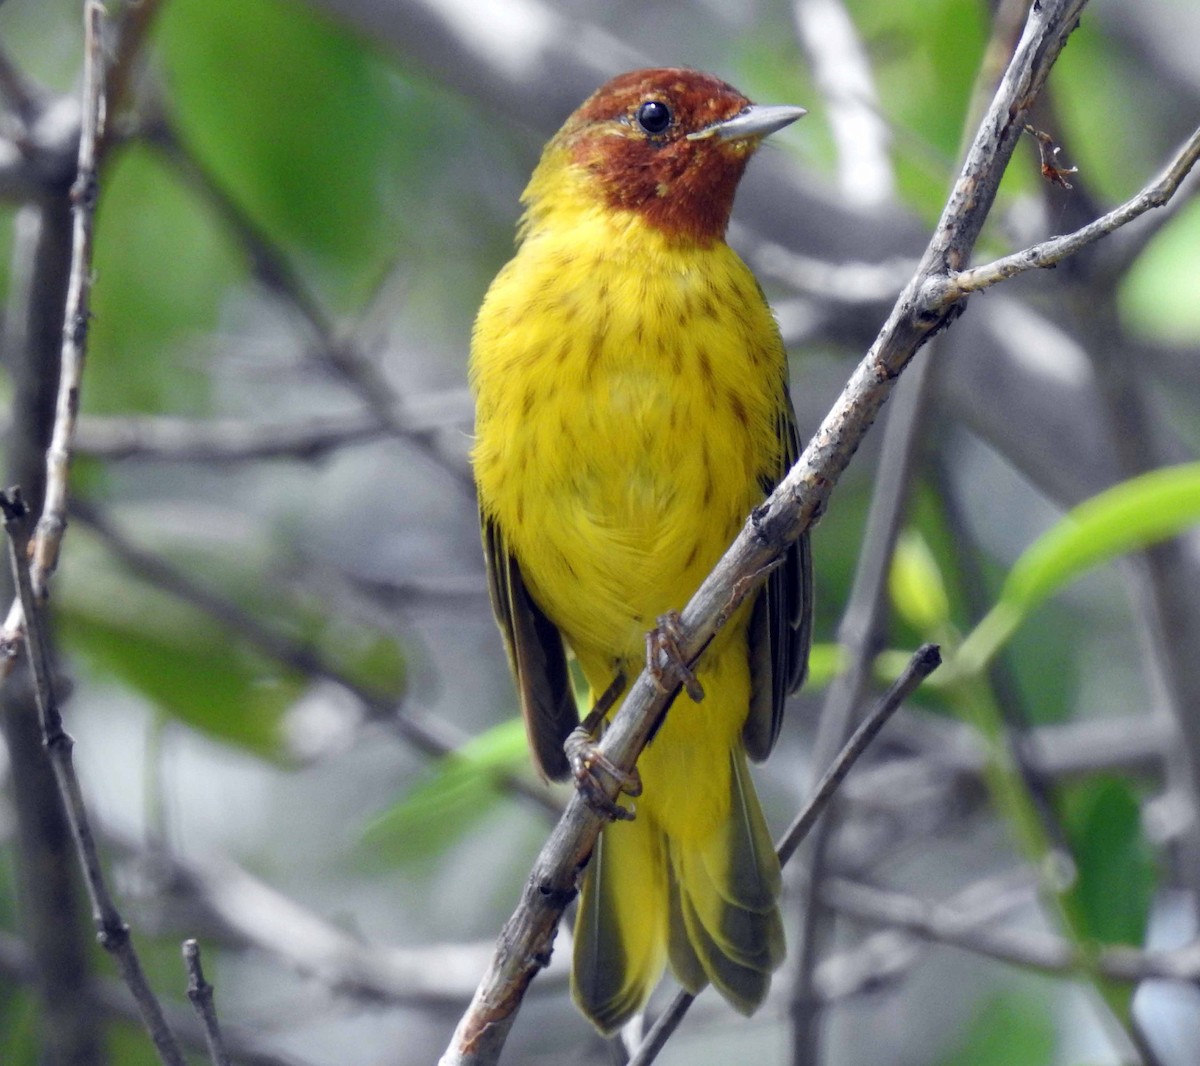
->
[0,493,185,1065]
[820,875,1200,985]
[931,124,1200,301]
[27,0,105,597]
[183,940,233,1066]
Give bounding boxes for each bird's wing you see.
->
[744,388,813,762]
[482,513,578,780]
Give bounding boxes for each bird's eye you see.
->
[635,100,672,135]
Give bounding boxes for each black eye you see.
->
[635,100,672,135]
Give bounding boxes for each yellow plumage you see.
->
[471,68,811,1032]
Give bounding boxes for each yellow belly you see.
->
[471,210,785,670]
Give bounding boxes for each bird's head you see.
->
[522,68,805,245]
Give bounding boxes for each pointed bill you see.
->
[688,103,807,143]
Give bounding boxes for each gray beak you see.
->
[688,103,807,143]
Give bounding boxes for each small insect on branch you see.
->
[1024,124,1079,189]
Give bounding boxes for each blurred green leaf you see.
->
[1120,199,1200,345]
[58,539,303,756]
[1060,776,1156,948]
[1006,463,1200,612]
[805,641,846,688]
[89,144,242,415]
[958,463,1200,673]
[936,990,1056,1066]
[362,717,535,866]
[890,528,952,634]
[0,987,37,1066]
[317,621,407,698]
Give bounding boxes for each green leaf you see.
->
[1120,198,1200,345]
[362,717,535,867]
[936,991,1056,1066]
[58,539,303,756]
[1005,463,1200,611]
[890,528,952,634]
[1060,776,1156,948]
[805,642,846,688]
[158,0,424,306]
[89,144,242,415]
[958,463,1200,673]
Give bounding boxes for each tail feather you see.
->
[670,750,784,994]
[676,883,775,1015]
[571,746,784,1031]
[572,810,668,1033]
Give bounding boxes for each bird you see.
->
[470,67,812,1033]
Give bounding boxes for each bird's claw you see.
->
[565,725,642,822]
[646,610,705,702]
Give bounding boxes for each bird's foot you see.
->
[646,610,705,702]
[565,719,642,822]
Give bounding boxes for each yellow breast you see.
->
[471,206,786,664]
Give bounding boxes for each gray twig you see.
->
[142,115,475,493]
[820,875,1200,984]
[930,125,1200,301]
[0,492,185,1065]
[183,940,233,1066]
[27,0,105,597]
[0,929,316,1066]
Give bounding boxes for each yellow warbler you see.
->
[471,68,812,1032]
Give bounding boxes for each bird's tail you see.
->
[571,748,784,1033]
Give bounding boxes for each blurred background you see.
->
[1,0,1199,1063]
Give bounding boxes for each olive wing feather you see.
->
[482,514,578,780]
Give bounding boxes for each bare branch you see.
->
[0,492,185,1065]
[182,940,233,1066]
[71,499,560,817]
[821,875,1200,985]
[142,116,475,491]
[0,929,318,1066]
[933,124,1200,300]
[27,0,106,596]
[64,386,471,463]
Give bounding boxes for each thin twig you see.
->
[0,492,185,1066]
[820,875,1200,984]
[71,499,560,815]
[790,338,937,1066]
[0,38,40,130]
[28,0,105,596]
[780,645,942,863]
[931,125,1200,301]
[0,929,317,1066]
[63,386,471,463]
[626,644,941,1066]
[105,0,168,123]
[143,115,475,492]
[438,4,1113,1061]
[183,940,233,1066]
